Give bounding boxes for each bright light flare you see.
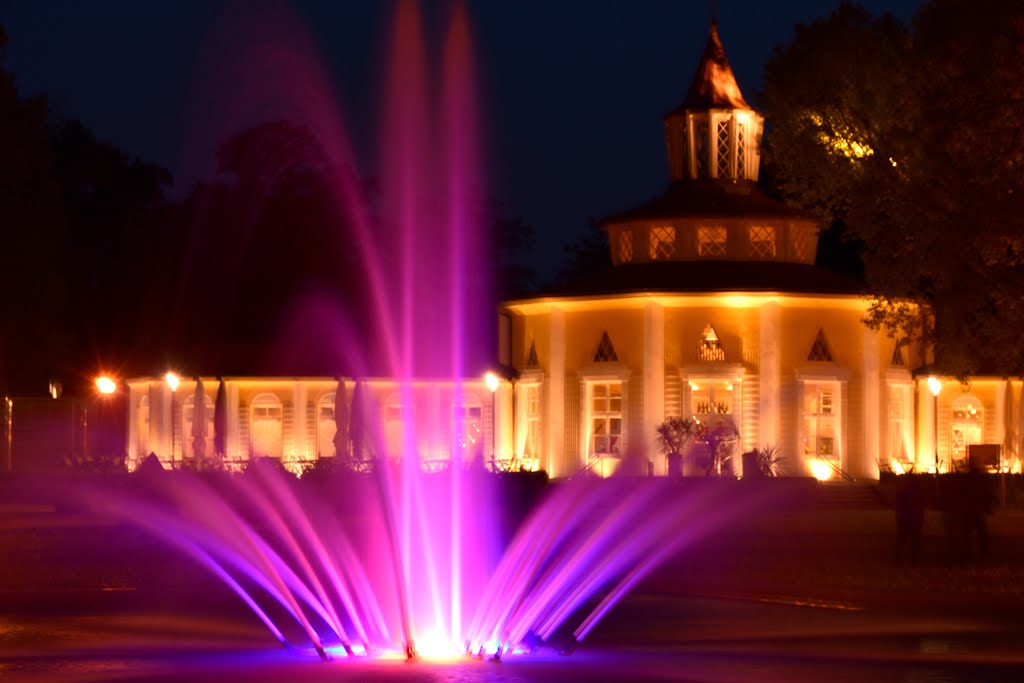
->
[95,376,117,395]
[409,631,462,660]
[810,460,833,481]
[165,371,180,392]
[927,375,942,397]
[484,371,500,393]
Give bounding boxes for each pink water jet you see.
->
[89,1,777,662]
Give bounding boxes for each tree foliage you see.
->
[761,0,1024,376]
[0,27,170,394]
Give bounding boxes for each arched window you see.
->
[950,395,984,462]
[455,396,484,465]
[250,393,283,458]
[317,393,337,457]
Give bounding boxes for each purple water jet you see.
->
[87,1,776,663]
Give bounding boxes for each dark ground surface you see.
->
[3,476,1024,681]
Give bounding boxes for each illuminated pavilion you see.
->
[124,22,1021,479]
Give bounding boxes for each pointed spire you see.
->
[679,20,750,110]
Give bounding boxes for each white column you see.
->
[497,383,512,460]
[161,384,174,465]
[513,382,526,458]
[861,327,880,479]
[227,382,240,461]
[547,308,566,477]
[917,381,937,471]
[292,382,307,459]
[126,385,139,466]
[643,301,665,474]
[759,301,781,449]
[995,382,1007,450]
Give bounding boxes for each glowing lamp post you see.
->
[485,372,500,467]
[95,376,117,395]
[166,372,180,466]
[927,376,942,472]
[91,375,118,461]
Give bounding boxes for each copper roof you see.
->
[669,22,751,113]
[534,261,865,299]
[600,180,816,226]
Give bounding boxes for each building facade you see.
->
[121,23,1021,480]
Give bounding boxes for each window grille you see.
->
[803,382,838,458]
[697,225,727,257]
[590,381,622,455]
[808,329,834,362]
[594,331,618,363]
[619,230,634,262]
[749,225,776,258]
[717,120,731,178]
[736,124,746,177]
[791,229,810,261]
[649,226,676,260]
[950,396,983,460]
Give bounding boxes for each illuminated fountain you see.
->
[87,2,771,663]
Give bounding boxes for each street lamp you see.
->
[95,376,117,395]
[485,372,500,468]
[166,372,180,466]
[92,375,120,462]
[927,375,942,472]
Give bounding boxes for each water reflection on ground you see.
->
[3,595,1024,682]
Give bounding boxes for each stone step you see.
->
[814,482,886,509]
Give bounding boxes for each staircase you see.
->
[814,481,886,509]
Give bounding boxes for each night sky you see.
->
[2,0,921,279]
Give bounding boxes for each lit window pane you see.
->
[697,226,727,257]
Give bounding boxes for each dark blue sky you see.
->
[2,1,920,278]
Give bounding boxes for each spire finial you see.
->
[711,0,718,27]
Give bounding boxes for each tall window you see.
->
[619,230,634,263]
[697,226,727,257]
[736,124,746,177]
[749,225,776,258]
[803,382,838,460]
[250,393,283,458]
[717,120,731,178]
[888,384,912,463]
[183,392,215,460]
[590,382,622,455]
[649,226,676,260]
[696,121,709,177]
[457,401,484,454]
[317,393,337,457]
[950,395,983,462]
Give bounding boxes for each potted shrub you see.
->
[656,417,698,477]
